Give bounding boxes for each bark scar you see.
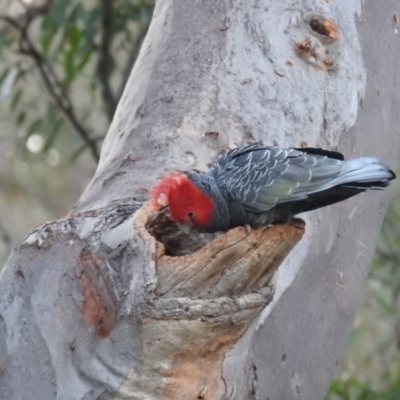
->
[79,250,117,338]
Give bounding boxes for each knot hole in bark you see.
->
[294,13,341,70]
[143,204,305,300]
[129,204,306,397]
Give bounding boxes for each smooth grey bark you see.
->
[0,1,399,400]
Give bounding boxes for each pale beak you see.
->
[177,222,194,234]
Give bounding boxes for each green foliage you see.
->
[0,0,155,163]
[327,373,400,400]
[327,185,400,400]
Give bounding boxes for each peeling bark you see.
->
[1,0,399,399]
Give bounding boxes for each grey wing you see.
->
[211,144,345,212]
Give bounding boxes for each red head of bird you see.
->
[151,173,215,228]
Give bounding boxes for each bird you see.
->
[151,143,396,233]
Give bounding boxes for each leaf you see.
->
[40,30,56,55]
[0,68,9,87]
[76,45,95,70]
[42,0,69,30]
[0,33,15,52]
[371,291,395,316]
[43,119,62,152]
[25,119,43,139]
[69,143,87,164]
[16,111,26,126]
[62,26,84,86]
[10,89,22,112]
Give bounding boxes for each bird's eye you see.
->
[187,211,194,219]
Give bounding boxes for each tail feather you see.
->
[288,157,395,215]
[333,157,395,189]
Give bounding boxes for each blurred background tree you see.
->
[326,184,400,400]
[0,0,154,265]
[0,1,398,399]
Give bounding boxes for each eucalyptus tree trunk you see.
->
[0,1,399,399]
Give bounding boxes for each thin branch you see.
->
[0,15,100,162]
[98,0,116,121]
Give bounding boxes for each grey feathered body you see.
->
[188,144,395,233]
